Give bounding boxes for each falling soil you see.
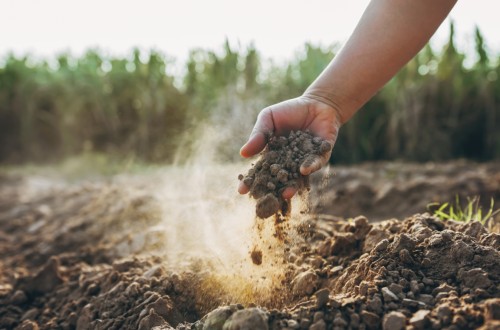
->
[250,248,263,266]
[239,130,331,219]
[1,162,500,330]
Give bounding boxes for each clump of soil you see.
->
[250,248,263,265]
[239,130,331,218]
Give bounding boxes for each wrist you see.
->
[302,89,346,126]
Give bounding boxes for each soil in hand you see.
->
[239,130,331,219]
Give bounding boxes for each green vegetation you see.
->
[1,23,499,164]
[429,196,499,225]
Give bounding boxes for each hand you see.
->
[238,95,342,199]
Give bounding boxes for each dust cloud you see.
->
[151,122,309,304]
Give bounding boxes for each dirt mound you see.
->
[1,167,500,329]
[239,130,331,218]
[311,161,500,221]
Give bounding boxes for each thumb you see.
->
[240,108,275,158]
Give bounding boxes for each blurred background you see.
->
[1,0,499,166]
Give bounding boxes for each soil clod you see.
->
[250,248,263,265]
[239,130,330,219]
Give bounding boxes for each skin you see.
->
[239,0,458,199]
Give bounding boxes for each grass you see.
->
[428,196,500,229]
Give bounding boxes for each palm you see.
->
[271,98,338,143]
[239,97,340,198]
[241,97,340,158]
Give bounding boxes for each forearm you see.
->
[305,0,457,124]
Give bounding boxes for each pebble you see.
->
[287,319,299,329]
[417,294,434,305]
[361,310,380,329]
[292,270,318,296]
[11,290,28,305]
[309,319,326,330]
[382,311,406,330]
[483,298,500,321]
[382,287,399,302]
[223,308,268,330]
[203,306,234,330]
[313,312,324,323]
[315,288,330,308]
[409,310,430,330]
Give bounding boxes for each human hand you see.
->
[238,95,342,199]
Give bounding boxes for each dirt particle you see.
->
[250,248,263,266]
[256,193,280,219]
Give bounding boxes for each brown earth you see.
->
[0,161,499,330]
[239,130,331,219]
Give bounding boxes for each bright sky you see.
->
[1,0,499,65]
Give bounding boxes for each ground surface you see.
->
[0,161,499,330]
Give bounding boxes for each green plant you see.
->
[428,196,500,225]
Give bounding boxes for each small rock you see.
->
[436,304,452,325]
[432,283,454,295]
[366,296,383,314]
[417,294,434,305]
[11,290,28,305]
[364,229,390,253]
[138,309,169,330]
[382,287,399,302]
[86,283,100,296]
[315,288,330,308]
[203,306,234,330]
[299,318,311,328]
[410,280,420,294]
[292,270,318,296]
[459,268,492,289]
[452,314,467,328]
[382,311,406,330]
[399,249,415,264]
[422,277,434,286]
[391,234,417,253]
[374,239,390,253]
[353,216,372,240]
[20,257,64,295]
[313,311,324,323]
[223,308,268,330]
[388,283,403,295]
[309,319,326,330]
[287,319,299,329]
[144,265,164,279]
[409,310,430,330]
[484,298,500,321]
[350,313,360,328]
[21,308,39,321]
[435,292,449,303]
[15,320,39,330]
[361,311,380,330]
[402,299,421,308]
[333,315,348,327]
[329,266,343,277]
